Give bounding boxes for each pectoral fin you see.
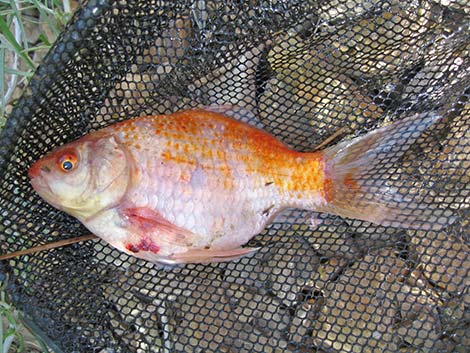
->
[120,207,193,245]
[164,247,260,264]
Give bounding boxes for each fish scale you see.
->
[113,110,309,250]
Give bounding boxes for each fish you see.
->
[28,105,450,265]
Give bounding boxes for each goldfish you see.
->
[29,106,449,265]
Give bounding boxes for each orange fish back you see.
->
[110,109,326,201]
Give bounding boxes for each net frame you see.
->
[0,0,469,352]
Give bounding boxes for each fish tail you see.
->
[318,112,453,230]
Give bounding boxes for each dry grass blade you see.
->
[0,234,98,261]
[312,127,346,151]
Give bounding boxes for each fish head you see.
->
[29,134,131,220]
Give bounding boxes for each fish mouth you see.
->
[28,161,45,179]
[29,159,53,182]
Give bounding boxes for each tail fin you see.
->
[319,112,453,231]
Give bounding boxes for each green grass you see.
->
[0,284,25,353]
[1,1,75,351]
[0,0,74,127]
[1,281,50,353]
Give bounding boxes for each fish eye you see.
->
[62,160,73,170]
[58,153,78,172]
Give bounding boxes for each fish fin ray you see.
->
[120,207,193,245]
[196,105,264,128]
[164,247,260,264]
[319,112,454,230]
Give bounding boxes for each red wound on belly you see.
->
[125,238,160,254]
[125,243,140,253]
[138,237,160,253]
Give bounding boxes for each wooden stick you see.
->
[0,234,98,261]
[312,127,346,151]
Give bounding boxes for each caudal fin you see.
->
[319,112,454,231]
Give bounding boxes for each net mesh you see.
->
[1,0,469,352]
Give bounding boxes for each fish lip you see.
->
[29,171,44,190]
[28,161,42,179]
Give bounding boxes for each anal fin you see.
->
[165,247,260,264]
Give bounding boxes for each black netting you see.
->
[1,0,469,352]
